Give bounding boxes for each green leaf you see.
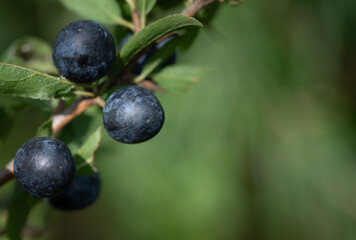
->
[137,0,156,15]
[0,63,75,100]
[6,185,40,240]
[35,120,53,137]
[120,14,202,64]
[58,106,102,154]
[107,14,202,87]
[152,65,212,92]
[60,0,134,29]
[1,37,57,74]
[135,36,180,83]
[74,127,102,175]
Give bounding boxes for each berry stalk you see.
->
[0,160,14,187]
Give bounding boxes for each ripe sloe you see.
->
[48,174,100,211]
[52,20,116,83]
[103,86,165,143]
[14,137,75,198]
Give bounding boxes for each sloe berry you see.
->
[14,137,75,198]
[48,174,100,211]
[52,20,116,83]
[103,86,165,143]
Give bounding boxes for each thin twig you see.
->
[52,96,104,135]
[53,100,65,115]
[0,159,14,187]
[137,80,166,94]
[127,0,142,32]
[182,0,217,17]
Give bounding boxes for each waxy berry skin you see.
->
[103,86,165,143]
[48,174,100,211]
[14,137,75,198]
[52,20,116,83]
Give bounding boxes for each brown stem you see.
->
[182,0,218,17]
[130,0,142,32]
[0,159,14,187]
[53,100,65,115]
[137,80,166,94]
[52,96,104,135]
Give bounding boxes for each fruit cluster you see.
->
[14,20,169,210]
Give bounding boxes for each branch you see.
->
[121,0,218,80]
[137,80,166,94]
[0,0,225,189]
[127,0,142,32]
[52,96,104,135]
[0,160,14,187]
[102,0,220,92]
[182,0,218,17]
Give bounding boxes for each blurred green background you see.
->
[1,0,356,239]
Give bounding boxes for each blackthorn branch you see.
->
[0,0,227,188]
[52,96,105,135]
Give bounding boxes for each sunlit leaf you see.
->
[60,0,131,27]
[0,63,75,100]
[74,127,102,175]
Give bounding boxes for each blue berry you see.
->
[103,86,165,143]
[52,20,116,83]
[47,174,100,211]
[14,137,75,198]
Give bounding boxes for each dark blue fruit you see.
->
[119,34,176,74]
[14,137,75,198]
[103,86,165,143]
[52,20,116,83]
[48,174,100,211]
